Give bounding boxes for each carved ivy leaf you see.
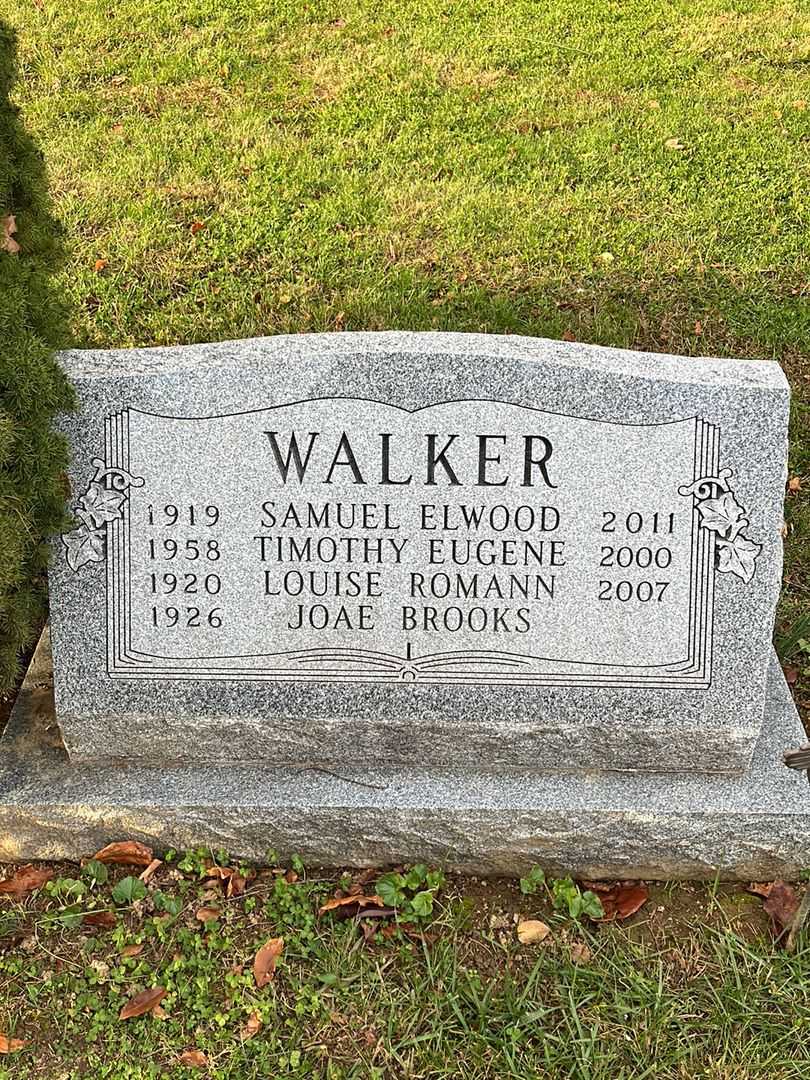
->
[63,525,106,572]
[696,491,746,535]
[79,481,126,527]
[716,534,761,584]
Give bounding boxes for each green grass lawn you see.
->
[1,1,809,1075]
[2,853,810,1080]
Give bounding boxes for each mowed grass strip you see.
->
[1,860,810,1080]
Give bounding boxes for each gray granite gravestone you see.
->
[0,332,807,877]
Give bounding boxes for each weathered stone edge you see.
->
[1,635,808,878]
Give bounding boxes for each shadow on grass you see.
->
[0,21,73,698]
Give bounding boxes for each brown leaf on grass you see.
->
[119,986,167,1020]
[253,937,283,987]
[319,893,383,915]
[0,864,53,899]
[788,475,801,493]
[189,220,205,235]
[92,841,154,867]
[763,880,799,935]
[227,872,247,897]
[120,943,144,958]
[1,214,20,255]
[151,1004,169,1019]
[284,869,299,884]
[398,922,439,945]
[139,858,163,883]
[784,666,799,685]
[596,883,650,921]
[178,1048,208,1067]
[93,258,108,273]
[204,866,248,897]
[749,881,773,898]
[562,329,576,342]
[571,942,592,965]
[195,907,220,923]
[0,1034,26,1053]
[83,911,117,929]
[517,919,551,945]
[241,1011,262,1040]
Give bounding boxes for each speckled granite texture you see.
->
[49,332,789,774]
[1,632,808,878]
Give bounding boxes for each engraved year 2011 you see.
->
[601,511,674,534]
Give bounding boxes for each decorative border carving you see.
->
[678,467,761,584]
[62,458,144,573]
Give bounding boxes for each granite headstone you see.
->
[0,332,806,877]
[47,332,786,774]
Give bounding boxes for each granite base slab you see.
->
[1,638,808,879]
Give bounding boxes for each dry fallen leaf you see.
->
[788,475,801,492]
[119,987,167,1020]
[665,137,686,150]
[120,943,144,958]
[241,1011,262,1040]
[83,910,117,929]
[195,907,221,923]
[597,883,650,921]
[571,942,591,965]
[562,329,576,342]
[204,865,248,897]
[93,258,108,272]
[189,220,205,235]
[254,937,284,987]
[748,881,773,898]
[0,1034,26,1053]
[693,320,703,335]
[763,880,799,935]
[227,871,247,897]
[178,1048,208,1068]
[1,214,20,255]
[92,841,154,867]
[517,919,551,945]
[0,864,53,899]
[151,1004,169,1020]
[784,666,799,685]
[139,858,162,883]
[319,893,383,915]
